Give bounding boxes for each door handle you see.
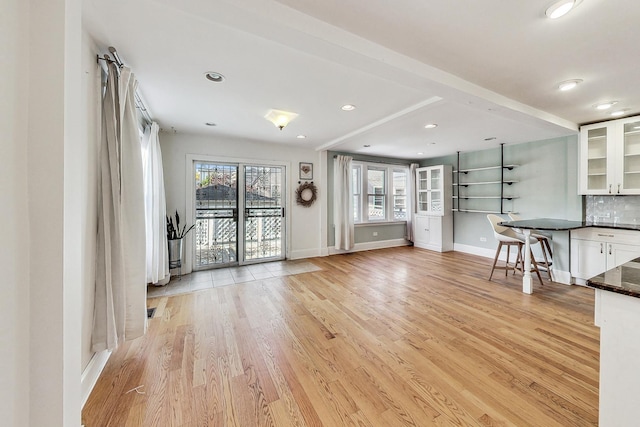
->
[618,184,621,194]
[600,243,603,254]
[609,244,612,255]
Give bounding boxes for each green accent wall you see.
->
[420,136,581,271]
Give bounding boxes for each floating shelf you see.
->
[454,144,517,214]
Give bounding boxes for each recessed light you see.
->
[558,79,583,91]
[296,134,306,139]
[341,104,356,111]
[424,123,438,129]
[204,71,225,82]
[205,122,216,126]
[545,0,579,19]
[417,152,424,155]
[484,137,497,141]
[610,109,630,117]
[363,144,371,147]
[594,101,618,110]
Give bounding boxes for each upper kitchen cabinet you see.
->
[416,165,452,215]
[580,115,640,195]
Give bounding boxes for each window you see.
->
[352,161,408,223]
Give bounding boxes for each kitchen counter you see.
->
[587,257,640,298]
[585,257,640,426]
[498,218,640,232]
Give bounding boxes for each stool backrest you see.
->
[487,214,508,236]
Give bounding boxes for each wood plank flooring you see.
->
[82,247,599,426]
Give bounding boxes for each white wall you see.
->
[80,31,100,373]
[1,1,31,425]
[1,1,84,426]
[160,132,325,271]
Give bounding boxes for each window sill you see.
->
[355,221,407,227]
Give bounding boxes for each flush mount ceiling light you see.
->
[545,0,581,19]
[424,123,438,129]
[594,101,618,110]
[610,109,630,117]
[204,71,225,82]
[341,104,356,111]
[205,122,216,127]
[417,152,424,155]
[296,134,306,139]
[264,109,298,130]
[363,144,371,147]
[558,79,583,91]
[484,137,497,141]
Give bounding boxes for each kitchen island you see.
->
[587,260,640,427]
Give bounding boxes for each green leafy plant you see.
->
[166,210,195,240]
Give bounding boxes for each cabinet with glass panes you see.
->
[580,115,640,195]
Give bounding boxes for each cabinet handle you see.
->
[609,244,612,255]
[600,243,603,254]
[597,233,615,237]
[618,184,621,194]
[608,184,612,194]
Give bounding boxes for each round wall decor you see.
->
[295,182,317,207]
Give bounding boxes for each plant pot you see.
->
[168,238,183,269]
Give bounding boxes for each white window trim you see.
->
[353,161,409,224]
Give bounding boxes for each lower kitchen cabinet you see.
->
[571,227,640,282]
[414,214,453,252]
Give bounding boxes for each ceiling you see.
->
[82,0,640,160]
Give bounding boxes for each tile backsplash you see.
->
[585,195,640,224]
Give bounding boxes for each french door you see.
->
[193,161,285,270]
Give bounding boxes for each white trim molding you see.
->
[329,238,410,255]
[81,349,111,408]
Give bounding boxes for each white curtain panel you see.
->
[334,155,355,250]
[406,163,419,242]
[142,122,169,285]
[92,63,147,352]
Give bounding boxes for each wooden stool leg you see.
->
[505,243,511,276]
[530,249,544,286]
[538,238,553,281]
[489,241,503,280]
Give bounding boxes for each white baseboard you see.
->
[289,248,324,260]
[454,243,573,285]
[329,238,410,255]
[81,349,111,408]
[453,243,496,259]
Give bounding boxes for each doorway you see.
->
[193,161,286,270]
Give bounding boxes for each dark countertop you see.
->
[587,258,640,298]
[499,218,640,232]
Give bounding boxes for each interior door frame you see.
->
[185,154,290,274]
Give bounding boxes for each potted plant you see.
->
[166,210,195,271]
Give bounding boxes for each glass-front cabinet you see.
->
[580,115,640,195]
[416,165,450,215]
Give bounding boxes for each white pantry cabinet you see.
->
[571,227,640,281]
[580,115,640,195]
[414,165,453,252]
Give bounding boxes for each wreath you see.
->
[295,182,317,207]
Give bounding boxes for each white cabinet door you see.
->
[414,215,430,246]
[608,242,640,269]
[571,238,607,280]
[426,216,442,248]
[579,115,640,195]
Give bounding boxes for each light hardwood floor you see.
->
[82,247,599,426]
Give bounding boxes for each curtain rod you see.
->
[332,154,412,166]
[96,46,153,126]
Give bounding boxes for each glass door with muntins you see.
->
[194,163,238,269]
[244,165,285,262]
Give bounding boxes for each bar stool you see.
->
[487,214,544,285]
[508,213,553,282]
